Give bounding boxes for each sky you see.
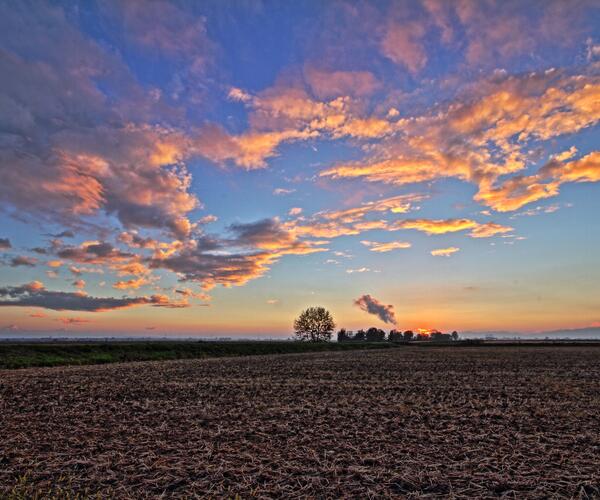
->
[0,0,599,337]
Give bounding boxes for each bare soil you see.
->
[1,346,599,498]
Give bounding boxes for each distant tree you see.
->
[388,329,402,342]
[403,330,414,341]
[366,327,386,342]
[451,331,459,341]
[293,306,335,342]
[337,328,349,343]
[354,329,366,341]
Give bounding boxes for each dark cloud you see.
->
[31,247,48,254]
[229,218,291,247]
[150,249,273,289]
[0,238,11,249]
[46,230,75,238]
[0,282,181,312]
[57,242,133,263]
[354,294,397,325]
[150,218,326,289]
[10,256,37,267]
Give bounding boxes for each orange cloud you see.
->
[320,70,600,212]
[431,247,460,257]
[113,277,149,290]
[381,21,428,74]
[304,67,381,99]
[361,240,411,252]
[391,218,477,235]
[72,279,86,289]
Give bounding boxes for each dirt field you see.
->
[1,346,599,498]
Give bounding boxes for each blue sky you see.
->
[0,0,599,336]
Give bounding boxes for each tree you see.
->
[293,306,335,342]
[451,331,459,341]
[354,329,366,341]
[388,329,402,342]
[337,328,349,343]
[403,330,414,341]
[366,327,386,342]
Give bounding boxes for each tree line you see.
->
[337,328,459,343]
[293,306,459,342]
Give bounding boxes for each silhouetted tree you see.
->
[337,328,349,342]
[293,306,335,342]
[354,329,366,341]
[451,331,459,341]
[388,329,402,342]
[403,330,414,341]
[366,327,386,342]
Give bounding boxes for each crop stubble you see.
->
[1,346,599,498]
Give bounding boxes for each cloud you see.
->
[273,188,296,196]
[194,123,317,169]
[10,256,38,267]
[0,282,181,312]
[103,0,213,74]
[304,66,381,99]
[53,241,155,279]
[381,21,428,74]
[361,240,411,252]
[46,230,75,239]
[354,294,397,325]
[72,279,86,289]
[469,222,514,238]
[431,247,460,257]
[319,70,600,212]
[198,215,218,225]
[0,238,12,249]
[151,218,327,289]
[0,3,200,238]
[346,267,371,274]
[287,194,424,239]
[56,317,91,325]
[228,87,253,103]
[288,207,303,216]
[113,277,149,290]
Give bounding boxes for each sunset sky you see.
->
[1,0,599,337]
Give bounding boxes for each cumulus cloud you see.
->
[354,294,397,325]
[0,3,200,238]
[0,238,12,249]
[0,282,181,312]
